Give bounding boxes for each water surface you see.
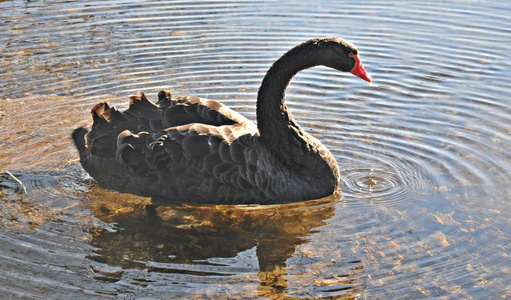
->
[1,0,510,298]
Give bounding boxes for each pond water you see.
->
[1,0,510,298]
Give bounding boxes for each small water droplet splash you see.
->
[362,168,378,187]
[363,176,377,187]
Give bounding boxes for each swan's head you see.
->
[316,37,372,83]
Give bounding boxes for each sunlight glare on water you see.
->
[1,0,510,298]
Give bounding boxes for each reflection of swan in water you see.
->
[86,188,361,296]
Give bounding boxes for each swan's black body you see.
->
[72,37,369,204]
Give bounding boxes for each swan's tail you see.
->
[72,127,89,162]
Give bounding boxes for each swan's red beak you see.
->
[350,53,372,83]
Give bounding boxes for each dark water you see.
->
[1,0,510,298]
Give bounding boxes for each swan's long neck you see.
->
[255,40,342,195]
[256,42,321,144]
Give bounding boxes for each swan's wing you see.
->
[72,91,263,203]
[112,122,262,203]
[75,91,257,159]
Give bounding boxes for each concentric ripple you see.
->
[342,167,422,204]
[1,0,511,298]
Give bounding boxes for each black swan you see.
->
[72,37,371,205]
